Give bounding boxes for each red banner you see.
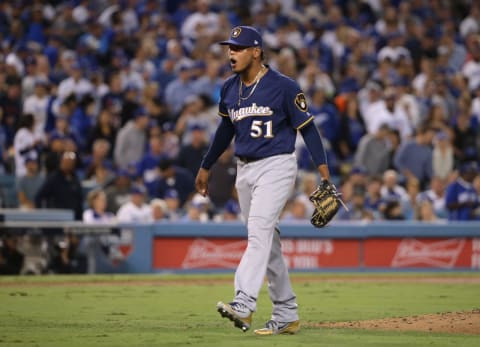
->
[153,238,359,269]
[152,237,480,270]
[365,238,474,268]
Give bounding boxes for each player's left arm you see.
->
[299,121,330,182]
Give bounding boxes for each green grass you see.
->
[0,273,479,347]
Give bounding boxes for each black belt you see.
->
[237,156,263,164]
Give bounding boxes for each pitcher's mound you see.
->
[310,309,480,335]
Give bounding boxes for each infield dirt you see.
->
[311,309,480,335]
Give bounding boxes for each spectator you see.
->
[298,63,335,99]
[16,156,44,210]
[22,78,50,139]
[462,36,480,92]
[393,126,435,188]
[309,86,340,150]
[365,176,383,218]
[404,178,421,220]
[181,0,220,40]
[416,200,442,222]
[57,61,93,102]
[218,199,241,222]
[35,151,83,220]
[176,124,209,178]
[48,114,78,148]
[0,76,22,147]
[338,97,366,161]
[142,82,166,126]
[156,158,195,208]
[48,234,87,274]
[377,32,411,66]
[174,94,213,143]
[164,62,196,117]
[116,184,152,223]
[336,185,374,221]
[452,112,478,164]
[445,162,479,221]
[367,87,412,140]
[471,83,480,123]
[13,114,42,177]
[417,176,448,219]
[83,139,113,180]
[87,108,117,158]
[353,123,392,177]
[118,84,140,127]
[281,195,310,222]
[130,42,157,82]
[136,134,166,197]
[83,188,115,224]
[160,122,181,159]
[0,233,24,275]
[21,55,39,100]
[432,131,454,180]
[42,134,65,174]
[460,3,480,38]
[163,188,182,221]
[383,200,406,220]
[395,78,421,131]
[206,146,237,211]
[101,73,125,120]
[380,169,410,214]
[191,59,223,102]
[181,193,211,222]
[114,107,149,169]
[474,175,480,220]
[358,79,384,132]
[70,94,96,152]
[150,198,169,222]
[105,170,133,214]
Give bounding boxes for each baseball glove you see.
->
[309,180,346,228]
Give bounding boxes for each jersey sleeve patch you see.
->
[294,93,308,112]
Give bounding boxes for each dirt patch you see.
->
[310,309,480,335]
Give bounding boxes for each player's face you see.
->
[228,45,256,73]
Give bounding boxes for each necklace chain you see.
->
[238,65,266,106]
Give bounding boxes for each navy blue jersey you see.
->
[218,68,313,158]
[445,179,479,220]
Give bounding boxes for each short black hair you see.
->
[158,158,174,171]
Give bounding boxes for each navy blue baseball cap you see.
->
[459,161,478,174]
[130,184,147,195]
[219,26,262,48]
[134,107,148,118]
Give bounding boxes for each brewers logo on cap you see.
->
[232,27,242,38]
[219,26,263,47]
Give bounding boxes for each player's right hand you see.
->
[195,168,209,197]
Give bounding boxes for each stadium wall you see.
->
[98,222,480,273]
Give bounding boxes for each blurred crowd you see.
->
[0,0,479,240]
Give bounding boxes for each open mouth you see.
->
[230,58,237,68]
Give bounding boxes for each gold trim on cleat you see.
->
[216,301,253,332]
[254,320,300,335]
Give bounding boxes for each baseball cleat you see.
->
[254,319,300,335]
[216,301,252,332]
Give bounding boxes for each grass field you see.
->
[1,273,480,347]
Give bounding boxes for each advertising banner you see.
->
[153,238,359,269]
[153,237,480,270]
[364,238,475,268]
